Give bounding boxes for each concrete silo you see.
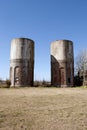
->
[10,38,34,87]
[51,40,74,87]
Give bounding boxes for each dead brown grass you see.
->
[0,87,87,130]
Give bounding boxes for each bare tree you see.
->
[75,50,87,86]
[75,50,87,75]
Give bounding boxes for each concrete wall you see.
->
[10,38,34,87]
[51,40,74,87]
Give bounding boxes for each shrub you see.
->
[6,79,11,88]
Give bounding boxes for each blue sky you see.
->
[0,0,87,81]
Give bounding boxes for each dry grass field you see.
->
[0,87,87,130]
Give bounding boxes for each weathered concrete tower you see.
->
[10,38,34,87]
[51,40,74,87]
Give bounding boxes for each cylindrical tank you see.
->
[51,40,74,87]
[10,38,34,87]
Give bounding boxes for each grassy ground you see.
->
[0,87,87,130]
